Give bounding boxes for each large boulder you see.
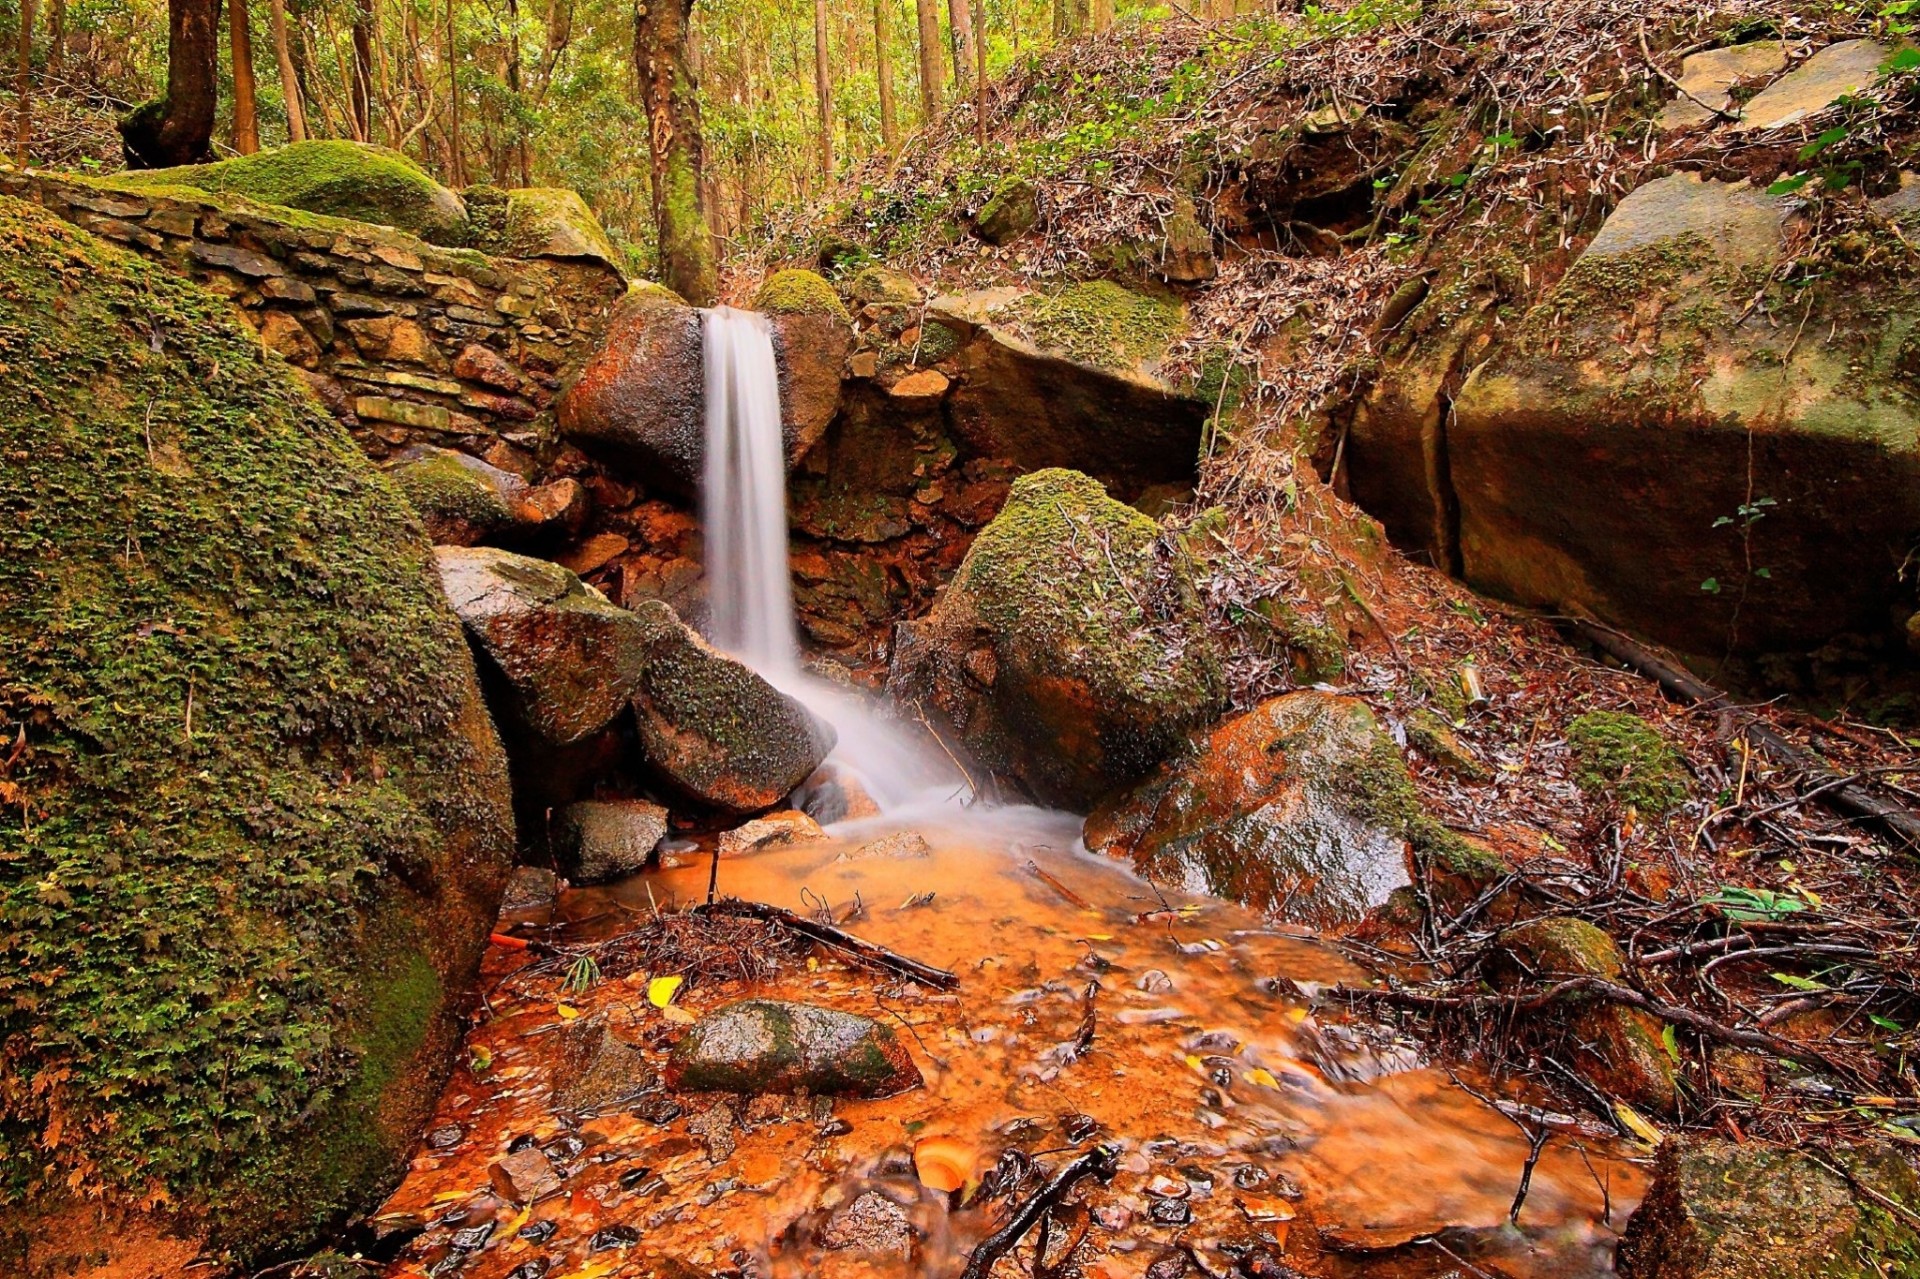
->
[1085,693,1417,926]
[932,283,1213,499]
[114,139,470,244]
[890,469,1225,809]
[755,268,855,465]
[0,195,514,1272]
[666,1000,922,1097]
[502,187,625,275]
[1618,1138,1920,1277]
[626,601,836,814]
[557,283,707,494]
[1450,171,1920,658]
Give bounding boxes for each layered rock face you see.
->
[0,195,515,1273]
[890,469,1225,809]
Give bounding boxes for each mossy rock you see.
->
[847,265,923,307]
[1567,710,1690,815]
[754,268,852,321]
[500,187,623,275]
[890,469,1225,809]
[1015,280,1185,373]
[1405,707,1490,780]
[665,1000,921,1097]
[115,139,471,244]
[0,194,514,1268]
[974,177,1040,245]
[387,445,525,546]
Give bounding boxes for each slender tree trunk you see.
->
[350,0,373,140]
[229,0,261,152]
[873,0,897,151]
[633,0,717,305]
[812,0,831,178]
[1092,0,1112,31]
[120,0,223,166]
[444,0,465,182]
[14,0,32,167]
[47,0,64,83]
[946,0,971,94]
[973,4,985,147]
[267,0,308,140]
[913,0,941,119]
[507,0,529,183]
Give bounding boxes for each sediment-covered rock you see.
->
[551,1018,658,1115]
[0,194,514,1271]
[1085,692,1419,926]
[666,1000,922,1097]
[891,469,1225,809]
[555,798,670,884]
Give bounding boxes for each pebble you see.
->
[424,1124,464,1150]
[448,1223,494,1251]
[1093,1204,1134,1230]
[590,1225,640,1251]
[1146,1253,1190,1279]
[820,1117,854,1137]
[1148,1198,1193,1226]
[1061,1112,1101,1143]
[1137,969,1173,993]
[1146,1175,1191,1200]
[504,1262,551,1279]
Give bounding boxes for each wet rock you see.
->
[1495,917,1678,1113]
[718,810,829,857]
[1448,169,1920,658]
[756,269,855,469]
[490,1147,565,1206]
[795,764,883,825]
[499,187,625,275]
[556,799,669,884]
[517,1220,560,1243]
[388,445,530,546]
[627,601,836,814]
[551,1018,658,1115]
[890,469,1225,809]
[666,1000,923,1098]
[820,1191,914,1257]
[1402,708,1489,781]
[839,831,931,862]
[504,1261,552,1279]
[500,865,561,915]
[436,546,648,748]
[558,284,706,494]
[1086,692,1422,927]
[590,1224,641,1251]
[1617,1137,1920,1276]
[687,1100,739,1161]
[1736,39,1892,132]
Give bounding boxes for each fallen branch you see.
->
[695,897,959,990]
[1566,617,1920,851]
[957,1144,1120,1279]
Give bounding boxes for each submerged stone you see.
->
[666,1000,922,1097]
[551,1018,657,1115]
[717,810,828,857]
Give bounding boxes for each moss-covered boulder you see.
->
[890,469,1225,809]
[502,187,624,275]
[1618,1137,1920,1277]
[1450,171,1920,658]
[755,268,854,468]
[627,601,836,814]
[0,194,514,1270]
[115,139,471,244]
[666,1000,922,1097]
[387,446,588,548]
[558,282,707,495]
[931,285,1211,500]
[1566,710,1690,815]
[1496,917,1679,1112]
[974,177,1040,245]
[1085,693,1421,926]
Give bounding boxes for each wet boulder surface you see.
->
[557,283,708,493]
[0,194,515,1271]
[890,468,1225,809]
[665,1000,922,1097]
[755,268,856,466]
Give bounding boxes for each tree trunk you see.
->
[873,0,897,151]
[350,0,373,141]
[47,0,64,83]
[267,0,307,140]
[507,0,528,184]
[229,0,260,152]
[913,0,941,119]
[946,0,971,95]
[120,0,222,167]
[812,0,831,178]
[444,0,465,182]
[14,0,32,167]
[633,0,717,305]
[1092,0,1112,32]
[973,2,985,147]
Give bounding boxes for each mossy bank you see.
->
[0,194,514,1272]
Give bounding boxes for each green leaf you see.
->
[1771,971,1826,992]
[1701,578,1721,593]
[1799,126,1850,161]
[1768,173,1815,196]
[1882,47,1920,74]
[1870,1014,1904,1032]
[1661,1023,1681,1063]
[1755,567,1772,579]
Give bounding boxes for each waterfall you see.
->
[699,305,955,813]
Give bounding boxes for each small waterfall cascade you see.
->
[699,305,954,813]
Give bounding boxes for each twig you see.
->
[957,1145,1120,1279]
[695,897,958,990]
[1027,860,1091,910]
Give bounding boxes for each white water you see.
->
[699,306,956,811]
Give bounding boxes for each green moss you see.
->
[1502,916,1626,980]
[1567,710,1690,814]
[0,195,509,1260]
[113,140,471,244]
[753,268,851,321]
[1016,280,1184,371]
[1243,596,1346,683]
[1405,708,1491,780]
[1338,732,1481,875]
[975,178,1040,245]
[389,452,514,537]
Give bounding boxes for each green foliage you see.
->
[1566,711,1691,815]
[0,196,508,1254]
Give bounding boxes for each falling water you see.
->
[699,305,955,811]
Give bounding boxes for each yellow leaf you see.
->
[556,1004,581,1020]
[1247,1068,1279,1089]
[558,1264,615,1279]
[807,956,819,972]
[1184,1054,1204,1072]
[648,975,684,1008]
[1084,934,1113,942]
[1614,1101,1664,1147]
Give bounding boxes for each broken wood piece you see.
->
[1027,860,1091,909]
[695,897,959,990]
[1566,617,1920,850]
[957,1144,1120,1279]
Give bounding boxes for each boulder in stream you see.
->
[558,282,708,493]
[890,468,1225,809]
[667,1000,922,1097]
[755,269,855,466]
[556,798,670,884]
[1084,692,1423,926]
[388,444,587,547]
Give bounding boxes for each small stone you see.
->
[454,342,528,392]
[1145,1254,1189,1279]
[558,532,631,577]
[1138,969,1173,993]
[886,368,950,404]
[556,799,668,885]
[687,1100,738,1161]
[504,1261,552,1279]
[373,243,425,271]
[551,1017,657,1115]
[501,866,559,915]
[1093,1204,1133,1230]
[1148,1198,1193,1226]
[849,350,879,378]
[449,1223,495,1251]
[424,1123,465,1150]
[353,395,452,431]
[838,831,932,863]
[1060,1113,1101,1143]
[666,1000,922,1098]
[189,239,284,278]
[257,275,317,305]
[590,1224,641,1251]
[820,1191,914,1257]
[517,1220,559,1242]
[489,1147,564,1206]
[717,810,827,858]
[1147,1175,1191,1200]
